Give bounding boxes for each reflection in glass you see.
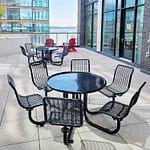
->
[93,14,97,48]
[33,10,48,20]
[138,0,145,5]
[7,9,20,20]
[125,0,135,8]
[134,6,144,64]
[85,2,98,49]
[102,12,115,55]
[123,9,134,60]
[115,10,121,57]
[85,4,92,15]
[20,9,32,19]
[117,0,121,9]
[102,0,145,63]
[33,0,48,7]
[86,0,93,4]
[94,2,98,13]
[104,0,116,11]
[85,15,92,47]
[85,4,92,47]
[6,0,32,6]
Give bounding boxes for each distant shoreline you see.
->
[50,26,77,32]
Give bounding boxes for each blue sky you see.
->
[50,0,78,27]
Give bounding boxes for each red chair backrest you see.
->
[45,38,55,47]
[69,38,76,47]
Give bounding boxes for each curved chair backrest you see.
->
[20,45,27,56]
[25,43,34,54]
[69,38,76,47]
[111,64,134,95]
[7,74,17,95]
[43,96,83,144]
[71,59,90,72]
[7,74,44,126]
[44,97,83,127]
[62,46,69,56]
[7,74,25,109]
[20,45,34,63]
[45,38,55,47]
[29,60,48,90]
[129,82,146,109]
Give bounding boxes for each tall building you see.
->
[79,0,150,74]
[0,0,49,33]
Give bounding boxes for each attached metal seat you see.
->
[99,64,134,101]
[95,82,146,134]
[20,45,35,63]
[51,46,69,66]
[25,43,36,55]
[25,42,41,58]
[70,59,90,72]
[7,74,45,126]
[43,97,83,145]
[29,60,52,96]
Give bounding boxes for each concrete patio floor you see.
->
[0,47,150,150]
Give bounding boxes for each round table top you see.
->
[36,46,58,51]
[47,71,106,94]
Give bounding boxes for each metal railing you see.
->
[0,31,80,46]
[31,32,80,46]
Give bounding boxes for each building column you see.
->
[78,0,86,46]
[96,1,102,52]
[141,0,150,74]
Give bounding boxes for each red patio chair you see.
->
[68,38,77,52]
[45,38,56,47]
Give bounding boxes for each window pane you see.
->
[94,2,98,13]
[102,12,115,55]
[20,9,32,19]
[138,0,145,5]
[93,14,98,47]
[86,0,93,4]
[85,4,92,15]
[134,6,144,64]
[33,0,48,7]
[117,0,121,9]
[104,0,116,11]
[7,8,20,19]
[85,15,92,47]
[125,0,135,8]
[115,10,121,57]
[6,0,32,6]
[33,10,48,20]
[19,0,32,6]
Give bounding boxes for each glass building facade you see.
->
[0,0,49,33]
[80,0,145,65]
[102,0,145,64]
[84,0,98,50]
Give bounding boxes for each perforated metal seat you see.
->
[99,64,134,100]
[25,43,41,59]
[43,97,83,145]
[51,46,69,66]
[70,59,90,72]
[92,82,146,134]
[29,60,52,96]
[20,45,35,63]
[7,74,45,126]
[25,43,36,55]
